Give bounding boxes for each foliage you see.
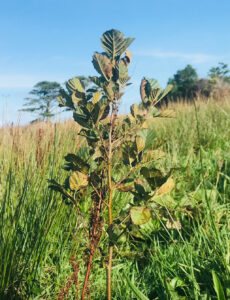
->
[208,62,230,83]
[49,29,173,299]
[168,64,198,100]
[167,62,230,102]
[212,270,226,300]
[207,63,230,99]
[20,81,61,121]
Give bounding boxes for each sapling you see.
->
[49,29,173,299]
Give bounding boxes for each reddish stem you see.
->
[81,193,102,300]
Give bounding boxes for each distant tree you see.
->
[21,81,61,121]
[168,64,198,100]
[208,62,230,84]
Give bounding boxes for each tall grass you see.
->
[0,99,230,299]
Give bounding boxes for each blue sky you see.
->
[0,0,230,124]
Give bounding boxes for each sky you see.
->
[0,0,230,125]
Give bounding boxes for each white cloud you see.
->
[134,50,222,64]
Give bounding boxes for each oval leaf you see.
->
[66,77,85,93]
[92,91,102,104]
[101,29,134,59]
[157,177,175,196]
[92,53,112,81]
[69,171,88,191]
[130,207,151,225]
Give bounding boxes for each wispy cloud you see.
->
[134,50,222,64]
[0,74,68,89]
[0,75,40,88]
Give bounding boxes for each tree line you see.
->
[21,62,230,122]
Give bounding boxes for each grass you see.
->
[0,98,230,299]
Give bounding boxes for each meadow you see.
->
[0,98,230,299]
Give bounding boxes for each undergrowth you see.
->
[0,99,230,299]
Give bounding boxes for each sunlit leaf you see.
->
[92,91,102,104]
[130,207,151,225]
[137,129,156,150]
[66,77,85,94]
[101,29,134,60]
[69,171,88,191]
[157,177,175,196]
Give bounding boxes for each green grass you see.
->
[0,99,230,299]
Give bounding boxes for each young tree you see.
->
[168,64,198,100]
[21,81,61,121]
[49,29,173,299]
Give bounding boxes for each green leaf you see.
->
[92,52,112,81]
[59,89,75,109]
[89,76,105,88]
[130,207,151,225]
[157,177,175,195]
[118,60,130,84]
[145,78,160,91]
[158,84,173,102]
[99,104,110,120]
[105,82,115,100]
[212,270,226,300]
[149,107,160,117]
[69,171,88,191]
[149,88,161,102]
[57,95,65,107]
[66,77,85,94]
[125,274,149,300]
[97,104,109,121]
[150,194,177,209]
[122,141,137,166]
[92,91,102,104]
[137,129,156,150]
[77,146,90,161]
[72,92,83,105]
[64,151,89,174]
[101,29,134,60]
[73,112,90,128]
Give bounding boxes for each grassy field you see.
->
[0,98,230,299]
